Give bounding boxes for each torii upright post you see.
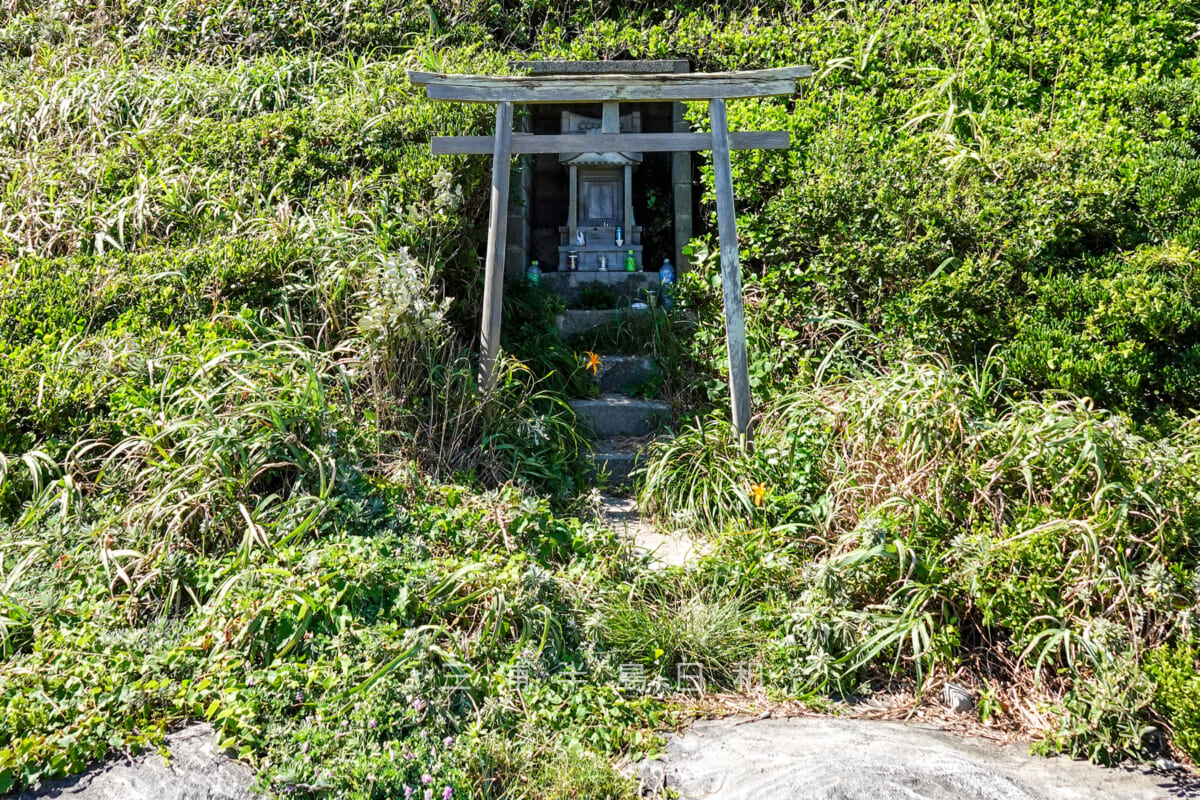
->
[407,65,812,444]
[479,101,513,393]
[708,98,751,444]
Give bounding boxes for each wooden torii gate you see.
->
[407,65,811,441]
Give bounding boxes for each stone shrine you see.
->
[558,106,644,271]
[503,60,695,282]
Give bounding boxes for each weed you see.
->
[597,575,759,686]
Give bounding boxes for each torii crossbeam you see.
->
[407,64,812,442]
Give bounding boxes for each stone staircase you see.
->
[550,272,669,485]
[546,271,708,567]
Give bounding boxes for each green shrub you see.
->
[637,409,824,535]
[472,736,638,800]
[640,354,1200,759]
[1147,645,1200,763]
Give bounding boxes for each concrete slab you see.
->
[542,270,660,306]
[587,435,653,486]
[593,355,658,394]
[631,528,709,568]
[590,450,638,484]
[556,308,652,339]
[653,716,1195,800]
[599,495,707,568]
[570,394,670,437]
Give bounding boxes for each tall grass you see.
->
[639,353,1200,759]
[596,575,758,684]
[0,45,493,259]
[1,316,347,618]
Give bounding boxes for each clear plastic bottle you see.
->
[659,258,674,308]
[526,260,541,284]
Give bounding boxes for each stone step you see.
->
[589,450,638,485]
[570,395,670,438]
[541,270,660,306]
[587,436,651,485]
[591,355,658,395]
[556,307,651,340]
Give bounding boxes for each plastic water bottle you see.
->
[526,260,541,284]
[625,250,637,272]
[660,258,675,308]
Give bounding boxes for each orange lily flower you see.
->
[750,482,767,507]
[584,351,602,375]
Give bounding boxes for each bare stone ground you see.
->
[16,724,255,800]
[599,494,708,568]
[636,716,1200,800]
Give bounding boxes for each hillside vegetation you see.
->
[3,0,1200,797]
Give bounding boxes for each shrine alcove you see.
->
[503,60,697,278]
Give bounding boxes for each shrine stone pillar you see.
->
[671,59,694,273]
[505,114,532,278]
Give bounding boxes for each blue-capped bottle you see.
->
[526,259,541,284]
[659,258,675,308]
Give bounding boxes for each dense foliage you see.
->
[5,1,1200,418]
[642,353,1200,762]
[4,0,1200,795]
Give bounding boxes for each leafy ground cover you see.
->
[641,352,1200,763]
[4,0,1200,796]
